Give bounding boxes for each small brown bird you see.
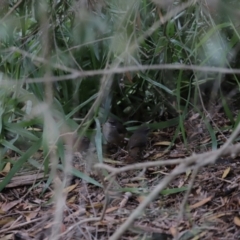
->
[102,117,126,146]
[127,125,150,159]
[73,135,90,152]
[78,136,90,152]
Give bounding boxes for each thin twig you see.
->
[0,218,42,234]
[100,177,116,221]
[95,159,190,179]
[95,142,240,179]
[109,162,188,240]
[109,132,240,239]
[178,167,199,220]
[2,55,240,85]
[1,0,23,22]
[59,217,101,237]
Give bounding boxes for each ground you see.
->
[1,110,240,240]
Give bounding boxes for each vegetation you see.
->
[1,0,240,239]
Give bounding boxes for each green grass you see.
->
[0,0,240,191]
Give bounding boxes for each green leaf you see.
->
[166,21,175,38]
[118,186,188,195]
[5,123,39,141]
[58,164,102,188]
[160,187,188,196]
[1,139,23,155]
[0,138,42,191]
[94,118,103,164]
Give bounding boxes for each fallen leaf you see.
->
[234,216,240,227]
[63,183,78,194]
[169,152,186,158]
[1,200,21,212]
[0,173,47,188]
[190,196,212,209]
[27,127,42,131]
[0,233,13,240]
[2,162,11,174]
[207,212,232,221]
[178,179,185,188]
[125,71,132,83]
[185,169,192,180]
[170,227,178,237]
[125,183,141,187]
[106,206,118,213]
[103,158,124,165]
[152,151,168,159]
[0,209,5,215]
[201,138,211,144]
[25,211,38,222]
[136,195,146,203]
[189,113,200,121]
[61,224,66,233]
[68,195,77,204]
[0,217,15,227]
[32,151,43,159]
[119,192,132,208]
[86,202,103,209]
[222,167,231,179]
[153,141,171,146]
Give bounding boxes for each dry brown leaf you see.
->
[186,169,191,178]
[2,162,11,174]
[105,206,118,213]
[222,167,231,179]
[189,113,200,121]
[103,158,124,165]
[178,179,185,188]
[169,152,186,158]
[201,138,211,144]
[125,71,133,83]
[95,218,127,225]
[152,151,168,159]
[65,208,86,221]
[63,183,78,194]
[196,187,202,195]
[207,213,232,221]
[86,202,103,209]
[153,141,171,146]
[93,221,108,226]
[0,217,15,227]
[234,216,240,227]
[192,231,208,239]
[170,227,178,237]
[125,183,141,187]
[32,151,43,159]
[32,199,43,204]
[0,208,5,215]
[190,196,212,209]
[44,222,55,229]
[0,233,13,240]
[61,224,66,233]
[68,195,77,203]
[104,216,116,222]
[0,173,47,188]
[119,192,132,208]
[1,200,21,212]
[25,211,38,222]
[136,195,146,203]
[27,127,42,131]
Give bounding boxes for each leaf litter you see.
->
[1,110,240,239]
